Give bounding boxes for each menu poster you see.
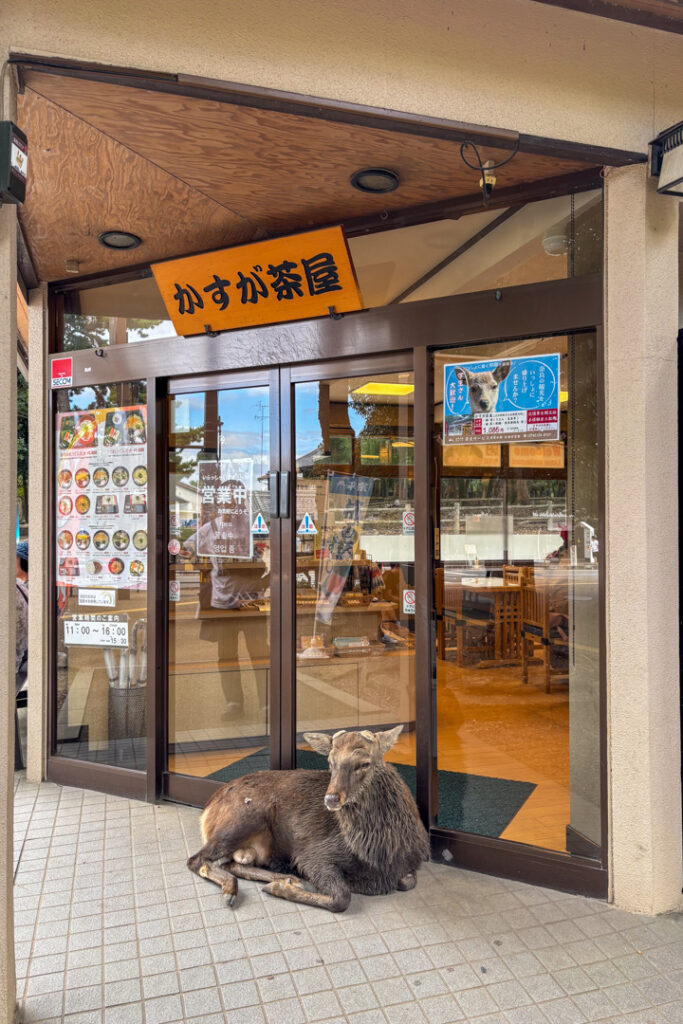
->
[56,405,148,590]
[196,459,253,559]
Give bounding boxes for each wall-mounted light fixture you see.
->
[649,122,683,197]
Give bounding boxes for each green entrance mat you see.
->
[206,749,536,839]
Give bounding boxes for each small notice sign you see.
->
[402,589,416,615]
[151,226,362,337]
[63,615,128,647]
[402,510,415,535]
[78,588,116,608]
[51,357,73,388]
[169,580,180,602]
[297,513,318,535]
[251,513,269,535]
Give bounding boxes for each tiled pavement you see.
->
[12,773,683,1024]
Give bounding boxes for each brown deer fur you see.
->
[187,726,430,912]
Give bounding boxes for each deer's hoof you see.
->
[263,878,303,900]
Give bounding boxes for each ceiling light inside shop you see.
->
[98,230,142,250]
[352,382,415,396]
[392,440,414,447]
[350,168,400,193]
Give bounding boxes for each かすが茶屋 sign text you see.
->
[152,226,362,336]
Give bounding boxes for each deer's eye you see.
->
[358,762,371,771]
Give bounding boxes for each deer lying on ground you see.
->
[187,726,430,912]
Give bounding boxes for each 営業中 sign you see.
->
[196,459,253,559]
[443,354,560,446]
[152,226,363,336]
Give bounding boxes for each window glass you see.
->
[54,381,149,768]
[432,334,601,857]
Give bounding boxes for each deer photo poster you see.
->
[443,354,560,446]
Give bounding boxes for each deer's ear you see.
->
[493,359,511,382]
[375,725,403,755]
[303,732,333,756]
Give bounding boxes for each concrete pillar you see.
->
[0,202,18,1024]
[26,283,48,783]
[605,164,682,914]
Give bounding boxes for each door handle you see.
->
[269,472,280,518]
[279,471,290,519]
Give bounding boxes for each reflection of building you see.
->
[3,5,683,1002]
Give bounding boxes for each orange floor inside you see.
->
[169,648,569,854]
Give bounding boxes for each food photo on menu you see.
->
[55,404,148,589]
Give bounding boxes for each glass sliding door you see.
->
[166,376,275,786]
[432,334,602,859]
[293,368,417,781]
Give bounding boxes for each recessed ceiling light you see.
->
[98,230,142,250]
[352,382,414,396]
[350,168,400,194]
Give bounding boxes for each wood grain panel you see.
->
[22,73,590,236]
[17,88,256,281]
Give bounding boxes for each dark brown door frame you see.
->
[47,275,607,897]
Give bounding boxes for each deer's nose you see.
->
[324,793,341,810]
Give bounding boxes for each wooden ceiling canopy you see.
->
[14,64,637,283]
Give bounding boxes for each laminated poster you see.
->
[196,459,254,559]
[443,354,560,445]
[56,405,148,589]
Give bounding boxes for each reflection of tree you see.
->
[63,315,160,351]
[170,426,205,485]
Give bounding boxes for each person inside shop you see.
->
[180,517,268,723]
[15,541,29,695]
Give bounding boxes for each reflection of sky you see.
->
[128,320,176,343]
[173,387,270,485]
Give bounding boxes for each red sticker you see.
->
[52,357,73,388]
[168,538,181,556]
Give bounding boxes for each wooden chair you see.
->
[502,564,534,586]
[443,580,494,666]
[520,581,568,692]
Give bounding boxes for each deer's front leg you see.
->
[192,860,239,906]
[264,862,351,913]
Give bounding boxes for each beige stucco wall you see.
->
[605,165,682,915]
[1,0,682,154]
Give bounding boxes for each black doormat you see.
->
[206,749,536,839]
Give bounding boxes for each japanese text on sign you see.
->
[443,354,560,446]
[63,615,129,648]
[152,226,362,336]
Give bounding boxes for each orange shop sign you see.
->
[151,226,363,336]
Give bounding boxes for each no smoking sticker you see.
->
[402,510,415,535]
[403,589,416,615]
